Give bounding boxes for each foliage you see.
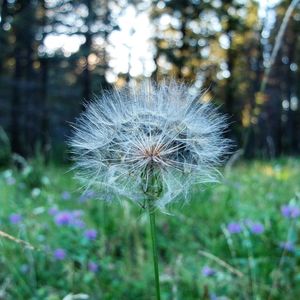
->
[0,0,300,158]
[0,158,300,299]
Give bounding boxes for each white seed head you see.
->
[70,81,230,209]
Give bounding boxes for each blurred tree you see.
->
[0,0,120,157]
[0,0,9,74]
[254,0,300,157]
[9,0,38,156]
[78,0,113,102]
[0,0,299,159]
[151,0,213,81]
[151,0,263,147]
[46,0,116,100]
[38,0,50,157]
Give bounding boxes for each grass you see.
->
[0,157,300,299]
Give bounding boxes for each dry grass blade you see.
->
[199,249,244,278]
[0,230,34,250]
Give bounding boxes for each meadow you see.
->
[0,158,300,300]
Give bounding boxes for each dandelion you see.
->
[70,81,229,208]
[70,81,229,299]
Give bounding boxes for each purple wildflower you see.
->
[202,266,216,277]
[71,218,86,229]
[48,207,59,216]
[54,211,73,226]
[288,206,300,218]
[61,191,71,200]
[227,222,242,234]
[281,204,300,218]
[9,213,22,224]
[53,210,85,229]
[72,210,84,218]
[279,241,295,252]
[84,229,97,240]
[53,248,66,260]
[249,222,265,235]
[88,261,99,273]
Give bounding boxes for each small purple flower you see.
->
[227,222,242,234]
[289,206,300,218]
[48,207,59,216]
[71,219,86,229]
[202,266,216,277]
[61,191,71,200]
[53,248,66,260]
[9,213,22,224]
[53,210,85,228]
[279,241,295,252]
[84,229,97,240]
[249,222,265,235]
[54,211,73,226]
[72,210,84,218]
[88,261,99,273]
[281,204,300,218]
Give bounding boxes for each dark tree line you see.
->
[0,0,299,161]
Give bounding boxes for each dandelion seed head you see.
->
[70,81,230,209]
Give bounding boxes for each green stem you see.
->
[148,200,161,300]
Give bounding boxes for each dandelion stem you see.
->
[148,200,161,300]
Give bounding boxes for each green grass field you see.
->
[0,158,300,299]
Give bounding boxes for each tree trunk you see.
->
[82,0,93,104]
[11,47,23,155]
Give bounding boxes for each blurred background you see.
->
[1,1,300,299]
[0,0,299,162]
